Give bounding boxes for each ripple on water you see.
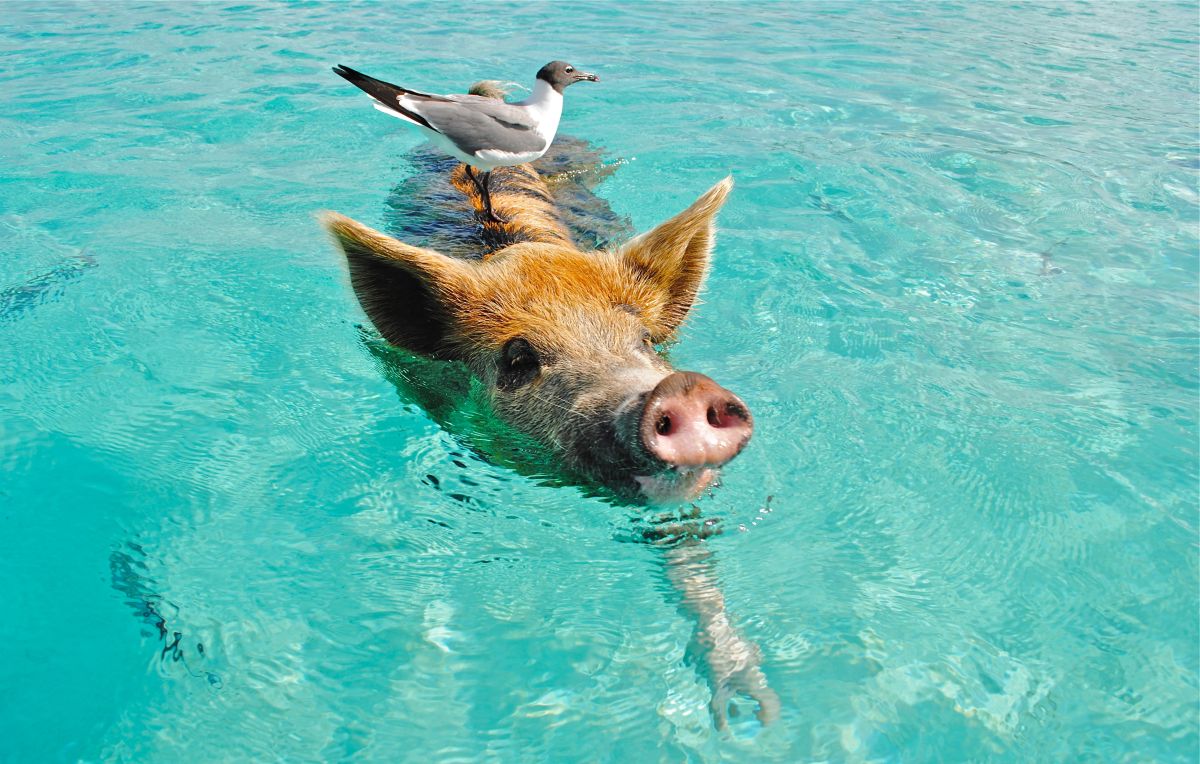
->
[1,1,1197,761]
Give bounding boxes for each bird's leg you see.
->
[465,167,506,225]
[479,171,508,224]
[464,165,486,204]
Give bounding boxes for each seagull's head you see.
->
[537,61,599,93]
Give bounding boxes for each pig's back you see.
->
[380,135,633,260]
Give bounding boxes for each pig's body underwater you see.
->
[324,116,753,504]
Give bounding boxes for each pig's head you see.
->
[325,178,751,503]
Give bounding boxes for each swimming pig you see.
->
[322,126,779,727]
[323,163,752,504]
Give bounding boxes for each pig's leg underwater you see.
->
[645,514,781,730]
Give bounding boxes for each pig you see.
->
[323,97,778,726]
[323,162,752,504]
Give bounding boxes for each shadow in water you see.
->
[0,250,96,322]
[110,542,222,688]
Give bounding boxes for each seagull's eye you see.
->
[564,66,574,74]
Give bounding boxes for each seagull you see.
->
[333,61,599,223]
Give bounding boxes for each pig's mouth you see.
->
[633,466,719,504]
[567,415,724,504]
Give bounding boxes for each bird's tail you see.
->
[332,64,440,131]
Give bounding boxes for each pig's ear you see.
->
[322,212,472,358]
[618,177,732,340]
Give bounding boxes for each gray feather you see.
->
[408,96,547,156]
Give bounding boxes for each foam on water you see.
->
[1,2,1196,761]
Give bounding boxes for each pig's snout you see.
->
[639,372,753,469]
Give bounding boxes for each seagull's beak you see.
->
[574,71,599,83]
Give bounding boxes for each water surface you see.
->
[1,2,1197,761]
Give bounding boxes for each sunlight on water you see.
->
[1,2,1196,761]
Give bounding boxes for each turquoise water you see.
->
[2,1,1197,760]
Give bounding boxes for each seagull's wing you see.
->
[412,98,546,156]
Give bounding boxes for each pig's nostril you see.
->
[705,401,746,428]
[656,414,672,436]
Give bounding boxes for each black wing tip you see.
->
[330,64,439,133]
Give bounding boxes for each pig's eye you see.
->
[640,330,656,351]
[499,337,541,389]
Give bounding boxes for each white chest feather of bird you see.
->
[471,80,562,168]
